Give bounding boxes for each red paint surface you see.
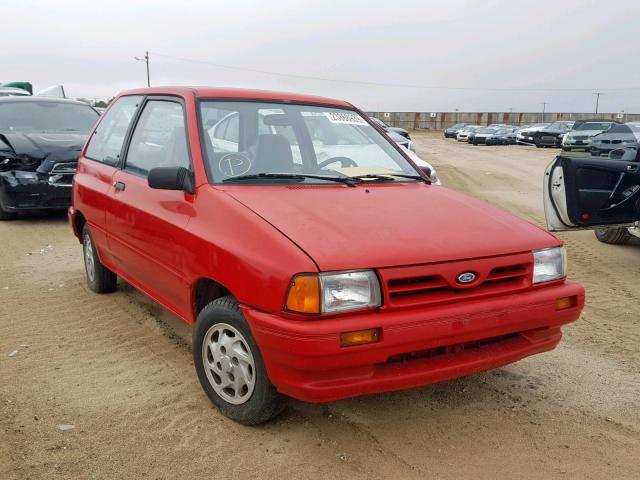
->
[70,87,585,402]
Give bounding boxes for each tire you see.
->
[193,296,285,425]
[535,143,543,148]
[82,225,117,293]
[0,199,16,220]
[562,147,570,151]
[594,227,632,245]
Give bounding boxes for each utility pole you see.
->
[541,102,549,122]
[135,51,150,87]
[593,92,603,115]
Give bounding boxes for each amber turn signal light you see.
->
[340,328,380,347]
[555,296,577,310]
[285,274,320,314]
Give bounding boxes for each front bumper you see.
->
[245,281,584,403]
[0,171,72,212]
[563,140,591,149]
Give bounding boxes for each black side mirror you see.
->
[148,166,195,194]
[419,165,432,178]
[608,148,638,162]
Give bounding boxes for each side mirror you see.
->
[148,166,195,194]
[419,165,432,178]
[608,148,637,161]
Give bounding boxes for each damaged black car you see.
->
[0,97,99,219]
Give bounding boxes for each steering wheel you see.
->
[316,156,358,170]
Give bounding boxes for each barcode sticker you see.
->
[324,112,368,125]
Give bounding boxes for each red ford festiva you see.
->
[70,87,584,424]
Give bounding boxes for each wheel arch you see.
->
[191,276,233,323]
[72,209,87,243]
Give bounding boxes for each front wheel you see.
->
[0,199,16,220]
[82,225,117,293]
[193,296,285,425]
[594,227,632,245]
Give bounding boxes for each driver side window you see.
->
[125,100,190,177]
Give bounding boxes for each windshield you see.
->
[574,122,613,132]
[476,127,497,134]
[0,101,99,133]
[547,122,571,130]
[200,101,420,184]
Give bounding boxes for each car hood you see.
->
[0,131,87,171]
[220,183,557,271]
[567,130,606,138]
[593,132,636,141]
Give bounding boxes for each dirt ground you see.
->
[2,131,639,480]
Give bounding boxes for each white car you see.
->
[544,151,640,245]
[562,121,615,151]
[625,122,640,141]
[456,125,482,142]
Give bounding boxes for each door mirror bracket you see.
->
[148,166,195,194]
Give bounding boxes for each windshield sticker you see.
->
[324,112,368,125]
[219,153,252,177]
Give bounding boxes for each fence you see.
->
[366,111,640,131]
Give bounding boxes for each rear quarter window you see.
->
[84,96,142,166]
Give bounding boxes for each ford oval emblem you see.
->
[457,272,476,284]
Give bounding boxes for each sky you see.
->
[2,0,640,112]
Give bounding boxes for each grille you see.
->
[574,135,587,140]
[382,333,520,365]
[379,253,532,309]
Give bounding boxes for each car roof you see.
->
[0,96,93,107]
[119,86,354,108]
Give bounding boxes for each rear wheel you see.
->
[594,227,632,245]
[82,225,117,293]
[193,296,285,425]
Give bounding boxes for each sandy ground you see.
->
[1,132,639,480]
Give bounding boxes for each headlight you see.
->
[533,247,566,284]
[285,270,381,314]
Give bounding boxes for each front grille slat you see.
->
[380,254,533,309]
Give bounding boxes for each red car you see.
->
[69,87,584,424]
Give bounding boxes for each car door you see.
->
[76,95,142,264]
[543,153,640,231]
[106,97,195,317]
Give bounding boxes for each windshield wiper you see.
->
[222,172,357,187]
[351,173,430,184]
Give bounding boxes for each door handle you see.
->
[113,181,126,191]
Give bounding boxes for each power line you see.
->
[150,51,640,93]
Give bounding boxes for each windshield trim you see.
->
[195,99,427,186]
